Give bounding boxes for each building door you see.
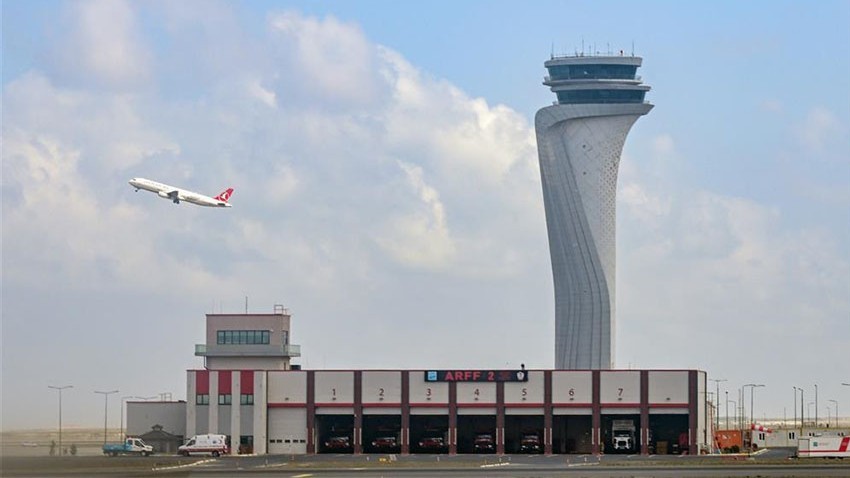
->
[268,408,307,454]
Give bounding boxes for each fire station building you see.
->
[132,308,709,455]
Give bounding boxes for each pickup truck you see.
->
[103,437,154,456]
[371,435,399,452]
[472,433,495,453]
[324,435,352,451]
[418,436,446,452]
[520,433,542,453]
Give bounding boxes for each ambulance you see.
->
[178,434,229,457]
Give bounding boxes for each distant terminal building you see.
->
[535,53,653,369]
[130,308,709,456]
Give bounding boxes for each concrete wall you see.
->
[127,402,186,437]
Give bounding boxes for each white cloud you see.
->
[269,11,381,108]
[798,107,843,151]
[376,162,456,269]
[51,0,152,89]
[3,72,179,172]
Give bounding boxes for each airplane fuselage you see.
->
[128,178,233,207]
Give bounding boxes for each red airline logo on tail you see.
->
[215,188,234,203]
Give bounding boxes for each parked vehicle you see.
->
[371,435,399,452]
[103,437,154,457]
[324,435,352,451]
[520,433,542,453]
[418,435,447,451]
[797,436,850,458]
[472,433,495,453]
[611,419,636,452]
[178,434,229,457]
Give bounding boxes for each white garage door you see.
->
[268,408,308,454]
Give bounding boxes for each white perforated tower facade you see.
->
[535,55,652,370]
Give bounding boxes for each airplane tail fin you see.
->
[214,188,234,203]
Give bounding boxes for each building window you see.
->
[196,394,210,405]
[240,394,254,405]
[217,330,270,345]
[218,394,232,405]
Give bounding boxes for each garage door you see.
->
[268,408,308,454]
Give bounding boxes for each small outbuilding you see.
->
[139,424,183,455]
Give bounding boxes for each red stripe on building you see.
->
[218,371,232,394]
[241,371,254,394]
[840,437,850,452]
[196,370,209,394]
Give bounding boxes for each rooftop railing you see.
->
[195,343,301,357]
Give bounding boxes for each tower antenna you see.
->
[551,41,554,59]
[631,40,635,57]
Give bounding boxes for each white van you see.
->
[178,434,229,457]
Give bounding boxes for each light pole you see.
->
[793,387,798,429]
[743,384,765,426]
[743,383,764,454]
[48,385,73,456]
[797,387,805,429]
[829,399,838,428]
[710,379,727,433]
[94,390,119,445]
[814,384,818,427]
[725,391,729,430]
[120,395,134,440]
[728,399,736,431]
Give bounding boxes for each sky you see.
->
[2,0,848,431]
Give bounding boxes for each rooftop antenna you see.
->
[581,37,585,57]
[631,40,635,57]
[550,41,554,59]
[245,295,248,313]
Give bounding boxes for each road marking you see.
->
[290,474,314,478]
[152,459,215,471]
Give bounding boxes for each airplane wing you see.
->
[167,190,180,204]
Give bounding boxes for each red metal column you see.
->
[401,371,410,455]
[592,370,601,455]
[496,382,505,455]
[640,370,649,455]
[544,370,553,455]
[449,381,457,455]
[306,371,315,454]
[354,371,363,454]
[689,371,698,455]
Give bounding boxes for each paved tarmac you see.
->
[3,449,849,478]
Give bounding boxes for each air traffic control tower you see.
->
[535,54,652,370]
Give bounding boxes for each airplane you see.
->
[128,177,233,207]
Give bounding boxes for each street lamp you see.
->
[48,385,73,456]
[710,379,727,433]
[796,387,805,429]
[120,396,134,440]
[828,399,838,428]
[727,399,736,431]
[793,387,798,429]
[743,384,765,426]
[814,384,818,427]
[94,390,119,445]
[743,383,765,455]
